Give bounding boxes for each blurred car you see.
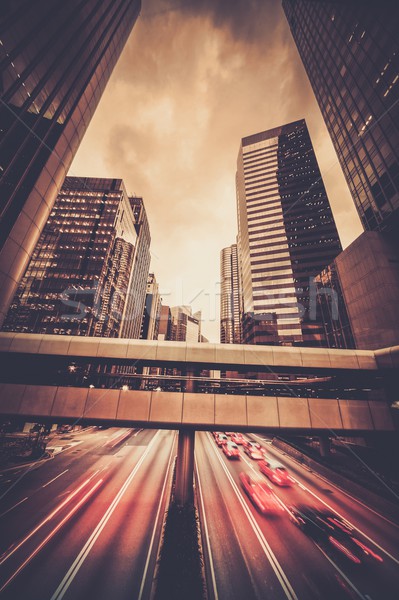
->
[239,472,284,515]
[215,433,229,446]
[259,459,293,486]
[243,444,264,460]
[230,432,245,445]
[243,439,262,451]
[212,431,224,439]
[222,441,240,459]
[289,505,383,565]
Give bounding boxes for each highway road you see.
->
[0,427,176,600]
[195,431,399,600]
[1,426,398,600]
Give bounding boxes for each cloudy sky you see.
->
[71,0,363,342]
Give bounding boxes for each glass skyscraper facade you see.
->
[0,0,141,326]
[3,177,149,338]
[236,119,342,346]
[220,244,242,344]
[283,1,399,233]
[120,197,151,339]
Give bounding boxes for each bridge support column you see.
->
[185,367,197,393]
[175,429,195,507]
[319,434,330,457]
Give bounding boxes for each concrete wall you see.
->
[336,231,399,349]
[0,332,378,371]
[0,384,394,433]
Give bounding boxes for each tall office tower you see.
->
[283,1,399,233]
[169,306,201,343]
[236,119,342,346]
[141,273,161,340]
[0,0,141,326]
[3,177,147,338]
[157,305,171,341]
[120,197,151,339]
[220,244,242,344]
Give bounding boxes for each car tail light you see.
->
[351,537,383,562]
[328,536,361,564]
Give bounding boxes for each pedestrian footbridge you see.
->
[0,333,397,434]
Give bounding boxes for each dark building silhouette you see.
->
[140,273,161,340]
[3,177,149,338]
[283,1,399,233]
[236,119,342,346]
[0,0,141,326]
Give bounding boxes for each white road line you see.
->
[255,440,399,566]
[290,475,399,566]
[0,479,103,594]
[0,496,28,518]
[238,453,291,514]
[138,433,176,600]
[194,454,219,600]
[206,434,298,600]
[50,431,161,600]
[253,434,399,529]
[0,470,101,566]
[315,544,369,600]
[42,469,69,488]
[240,444,374,596]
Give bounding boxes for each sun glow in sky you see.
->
[71,0,362,342]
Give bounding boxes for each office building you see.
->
[157,305,171,341]
[3,177,149,338]
[0,0,141,326]
[236,119,342,346]
[283,1,399,233]
[316,231,399,350]
[169,306,201,343]
[120,197,151,339]
[141,273,161,340]
[220,244,242,343]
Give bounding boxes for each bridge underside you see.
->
[0,383,394,435]
[0,333,397,435]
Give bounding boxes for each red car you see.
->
[259,459,293,486]
[230,432,245,445]
[216,433,229,446]
[239,472,283,515]
[243,444,264,460]
[243,439,262,451]
[222,442,240,459]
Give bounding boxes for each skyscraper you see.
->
[120,197,151,339]
[236,119,342,346]
[169,306,201,343]
[141,273,161,340]
[220,244,242,344]
[0,0,141,326]
[283,1,399,233]
[3,177,148,338]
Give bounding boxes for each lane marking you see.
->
[0,496,28,519]
[206,433,298,600]
[253,436,399,564]
[50,431,161,600]
[253,435,399,529]
[238,452,291,514]
[0,470,101,566]
[315,544,369,600]
[138,432,176,600]
[42,469,69,488]
[290,475,399,567]
[194,454,219,600]
[0,479,103,594]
